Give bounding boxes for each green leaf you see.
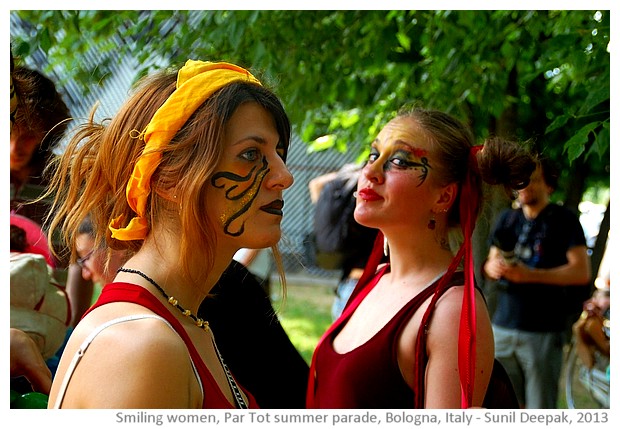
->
[563,122,600,162]
[396,31,411,51]
[545,113,571,134]
[308,134,336,153]
[587,121,610,160]
[577,87,610,116]
[40,28,52,53]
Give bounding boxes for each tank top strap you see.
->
[79,282,247,409]
[411,271,466,407]
[51,314,203,408]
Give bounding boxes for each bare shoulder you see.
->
[424,285,495,407]
[429,285,493,346]
[51,308,198,408]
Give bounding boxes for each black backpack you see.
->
[313,169,375,270]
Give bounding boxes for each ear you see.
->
[434,182,458,212]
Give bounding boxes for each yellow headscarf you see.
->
[109,60,262,240]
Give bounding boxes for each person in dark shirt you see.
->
[483,156,591,408]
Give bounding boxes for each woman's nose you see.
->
[81,266,93,281]
[363,160,385,184]
[265,155,294,190]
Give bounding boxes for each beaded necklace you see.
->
[117,267,248,409]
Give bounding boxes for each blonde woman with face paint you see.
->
[43,60,293,409]
[307,106,535,409]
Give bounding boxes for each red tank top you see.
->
[85,282,259,409]
[310,267,464,408]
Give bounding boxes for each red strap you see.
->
[414,245,465,407]
[457,145,483,408]
[344,231,386,304]
[306,231,386,408]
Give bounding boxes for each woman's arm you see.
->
[10,328,52,394]
[423,288,494,408]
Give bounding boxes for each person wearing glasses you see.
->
[67,217,128,327]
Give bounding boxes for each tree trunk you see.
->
[589,199,610,287]
[564,157,588,211]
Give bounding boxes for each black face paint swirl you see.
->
[378,148,432,186]
[395,156,431,186]
[211,156,270,236]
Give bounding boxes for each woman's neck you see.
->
[384,230,454,286]
[116,239,224,315]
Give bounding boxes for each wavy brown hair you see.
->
[44,65,291,287]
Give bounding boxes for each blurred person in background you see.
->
[483,155,591,408]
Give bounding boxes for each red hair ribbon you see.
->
[458,144,483,408]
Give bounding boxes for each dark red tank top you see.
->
[311,268,464,408]
[84,282,259,409]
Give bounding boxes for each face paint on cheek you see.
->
[211,157,270,236]
[413,157,432,186]
[383,147,432,186]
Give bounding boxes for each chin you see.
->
[246,230,281,249]
[354,210,378,229]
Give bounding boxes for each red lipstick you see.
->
[357,188,382,202]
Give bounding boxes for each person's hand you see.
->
[590,290,610,314]
[499,262,532,284]
[483,255,506,281]
[485,252,531,284]
[10,328,52,394]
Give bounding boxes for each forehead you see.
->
[75,233,95,253]
[226,102,275,132]
[529,165,545,181]
[375,116,431,151]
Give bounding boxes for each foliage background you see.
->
[10,9,611,273]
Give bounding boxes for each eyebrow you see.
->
[373,139,428,157]
[395,142,428,158]
[233,135,268,146]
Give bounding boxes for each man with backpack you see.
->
[309,163,379,320]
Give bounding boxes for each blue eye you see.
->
[240,149,260,162]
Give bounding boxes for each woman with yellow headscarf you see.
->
[45,60,294,409]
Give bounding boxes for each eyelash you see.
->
[240,148,260,162]
[368,150,408,168]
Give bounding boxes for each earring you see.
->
[383,236,389,257]
[428,214,436,230]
